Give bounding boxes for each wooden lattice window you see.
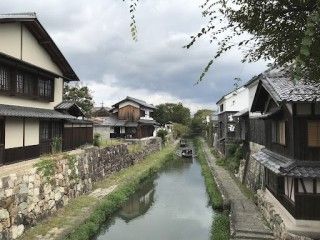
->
[38,78,53,99]
[272,121,286,145]
[16,73,24,93]
[308,121,320,147]
[0,66,10,91]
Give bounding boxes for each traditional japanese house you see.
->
[250,67,320,236]
[109,96,158,139]
[0,13,92,165]
[216,86,249,155]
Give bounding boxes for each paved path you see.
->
[201,139,275,240]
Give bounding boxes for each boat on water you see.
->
[180,148,193,158]
[180,139,187,148]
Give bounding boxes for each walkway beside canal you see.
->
[201,139,275,240]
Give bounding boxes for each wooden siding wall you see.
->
[249,118,265,145]
[137,125,154,139]
[118,105,140,121]
[63,125,93,151]
[4,145,39,164]
[264,108,293,159]
[293,117,320,161]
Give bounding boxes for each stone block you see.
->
[0,208,9,220]
[11,224,24,239]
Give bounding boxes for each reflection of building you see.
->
[119,181,155,222]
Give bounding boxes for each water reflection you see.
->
[95,156,214,240]
[119,181,155,222]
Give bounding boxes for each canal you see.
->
[94,155,216,240]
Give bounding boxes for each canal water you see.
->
[95,156,215,240]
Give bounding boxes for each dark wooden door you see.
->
[0,119,4,165]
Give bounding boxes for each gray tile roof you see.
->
[0,104,75,119]
[113,96,156,109]
[55,101,76,110]
[252,148,293,174]
[253,148,320,178]
[261,66,320,102]
[283,161,320,178]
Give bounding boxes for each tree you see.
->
[63,84,95,117]
[124,0,320,82]
[191,109,214,135]
[153,103,191,125]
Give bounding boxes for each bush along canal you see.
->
[90,139,227,240]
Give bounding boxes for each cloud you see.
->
[0,0,269,112]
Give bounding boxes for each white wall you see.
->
[5,117,40,148]
[0,22,64,110]
[93,125,113,140]
[5,117,24,148]
[25,119,39,146]
[218,87,249,113]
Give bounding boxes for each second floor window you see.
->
[38,78,53,99]
[272,121,286,145]
[0,63,55,101]
[16,72,34,95]
[0,66,10,91]
[308,121,320,147]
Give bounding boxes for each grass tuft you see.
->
[193,138,223,209]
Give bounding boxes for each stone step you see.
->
[236,229,274,236]
[233,230,275,240]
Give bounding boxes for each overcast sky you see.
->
[0,0,269,113]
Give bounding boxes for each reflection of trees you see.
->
[118,181,156,222]
[162,155,193,174]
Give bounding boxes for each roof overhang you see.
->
[55,101,85,117]
[0,104,76,119]
[0,13,79,81]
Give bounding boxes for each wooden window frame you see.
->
[272,120,286,146]
[308,121,320,148]
[0,63,55,102]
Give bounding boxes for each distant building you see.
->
[216,86,250,155]
[93,97,158,139]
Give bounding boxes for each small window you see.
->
[308,121,320,147]
[0,66,10,91]
[272,121,286,145]
[317,179,320,194]
[296,103,312,115]
[220,104,224,112]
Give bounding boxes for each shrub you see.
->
[51,137,62,154]
[93,133,101,147]
[157,129,168,143]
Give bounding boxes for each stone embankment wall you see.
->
[257,190,313,240]
[0,137,162,240]
[238,142,265,191]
